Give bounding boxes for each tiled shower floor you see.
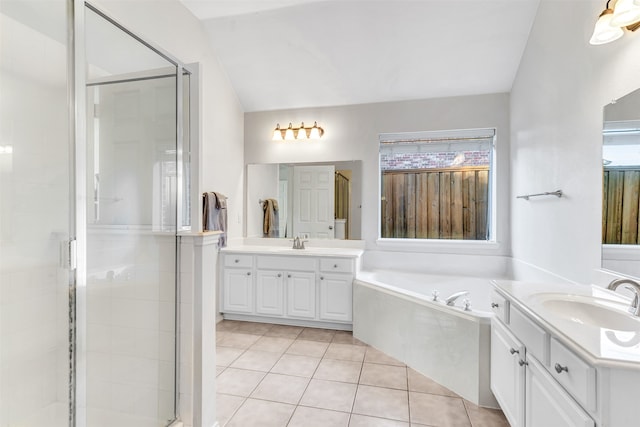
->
[215,320,509,427]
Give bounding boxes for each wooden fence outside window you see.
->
[603,168,640,244]
[381,166,489,239]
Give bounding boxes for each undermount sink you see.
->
[530,293,640,332]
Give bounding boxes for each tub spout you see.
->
[444,291,470,306]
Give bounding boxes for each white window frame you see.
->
[377,128,499,252]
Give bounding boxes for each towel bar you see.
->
[516,190,563,200]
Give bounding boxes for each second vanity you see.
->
[219,244,363,330]
[491,280,640,427]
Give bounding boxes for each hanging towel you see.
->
[203,191,228,247]
[262,198,279,238]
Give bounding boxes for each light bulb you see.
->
[272,124,283,140]
[309,122,322,139]
[296,122,308,140]
[611,0,640,27]
[284,123,295,140]
[590,9,624,45]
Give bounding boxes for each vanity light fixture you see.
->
[272,122,324,141]
[590,0,640,45]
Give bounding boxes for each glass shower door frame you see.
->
[72,2,192,426]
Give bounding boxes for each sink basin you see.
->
[529,293,640,332]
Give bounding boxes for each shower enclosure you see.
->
[1,1,190,426]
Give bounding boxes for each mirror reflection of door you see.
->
[293,165,335,238]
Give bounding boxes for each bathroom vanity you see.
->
[490,280,640,427]
[219,245,362,330]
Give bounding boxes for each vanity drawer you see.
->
[509,305,549,364]
[550,337,597,411]
[224,254,253,268]
[320,258,354,274]
[490,290,510,324]
[257,255,316,271]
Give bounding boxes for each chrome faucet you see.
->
[291,236,308,250]
[444,290,470,306]
[607,278,640,316]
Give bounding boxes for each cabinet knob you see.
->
[329,226,333,230]
[277,273,282,278]
[320,276,324,280]
[288,274,291,278]
[554,363,568,374]
[246,272,251,276]
[491,302,499,308]
[518,359,528,367]
[509,348,519,355]
[235,259,239,263]
[334,264,338,268]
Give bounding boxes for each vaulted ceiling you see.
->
[179,0,540,112]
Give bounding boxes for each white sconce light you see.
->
[272,122,324,141]
[590,0,640,45]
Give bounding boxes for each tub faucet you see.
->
[444,290,470,306]
[607,278,640,316]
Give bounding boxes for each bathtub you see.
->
[353,270,498,408]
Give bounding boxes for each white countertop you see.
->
[221,245,364,258]
[493,280,640,370]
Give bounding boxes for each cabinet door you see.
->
[319,273,352,322]
[526,357,595,427]
[256,270,285,316]
[222,268,253,313]
[286,272,316,319]
[491,320,525,427]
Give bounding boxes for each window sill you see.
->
[375,238,503,255]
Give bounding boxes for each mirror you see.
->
[246,161,362,240]
[602,87,640,278]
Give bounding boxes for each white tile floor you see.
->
[216,320,509,427]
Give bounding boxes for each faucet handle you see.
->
[462,298,472,312]
[432,290,439,302]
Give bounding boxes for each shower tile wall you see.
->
[86,231,175,425]
[0,3,70,426]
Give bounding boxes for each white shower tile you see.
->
[159,301,175,332]
[135,328,160,359]
[180,272,193,303]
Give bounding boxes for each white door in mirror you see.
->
[293,165,335,239]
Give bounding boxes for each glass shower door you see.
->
[0,1,71,426]
[82,6,179,426]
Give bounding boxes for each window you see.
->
[379,128,495,240]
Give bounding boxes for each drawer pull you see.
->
[518,359,528,367]
[554,363,569,374]
[491,302,499,308]
[509,348,519,355]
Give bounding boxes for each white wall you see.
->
[95,0,245,238]
[510,0,640,284]
[245,94,511,258]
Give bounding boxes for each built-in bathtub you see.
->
[353,270,499,408]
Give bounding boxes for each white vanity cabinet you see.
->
[318,258,354,322]
[286,271,317,319]
[491,290,595,427]
[221,255,254,313]
[219,248,361,329]
[491,320,525,427]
